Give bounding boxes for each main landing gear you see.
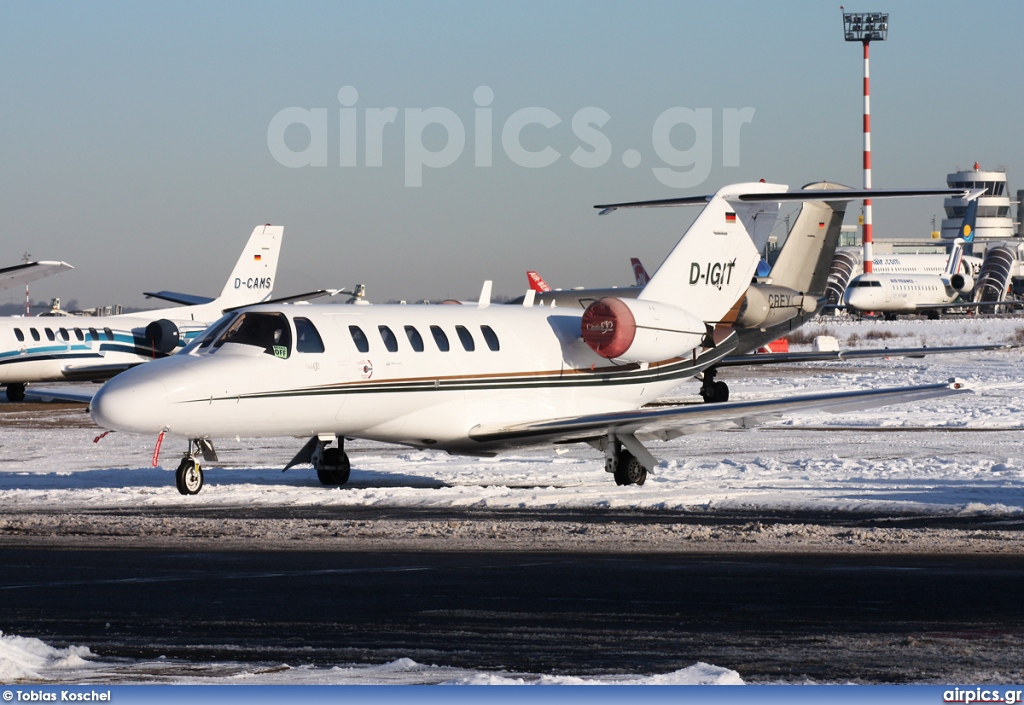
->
[175,439,218,495]
[284,434,351,487]
[698,367,729,404]
[5,382,26,403]
[592,433,657,487]
[315,440,351,486]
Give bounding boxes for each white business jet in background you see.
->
[0,224,283,401]
[90,182,973,495]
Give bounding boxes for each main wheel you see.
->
[176,457,204,495]
[699,379,729,403]
[316,447,351,486]
[613,451,647,486]
[5,383,26,403]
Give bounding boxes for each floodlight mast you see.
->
[842,10,888,273]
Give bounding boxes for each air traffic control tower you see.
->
[940,163,1018,241]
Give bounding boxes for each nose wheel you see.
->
[176,457,204,495]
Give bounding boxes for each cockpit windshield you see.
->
[213,312,292,358]
[179,313,236,355]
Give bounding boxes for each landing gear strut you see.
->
[5,383,26,403]
[596,435,653,487]
[698,367,729,403]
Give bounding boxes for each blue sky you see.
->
[2,0,1022,308]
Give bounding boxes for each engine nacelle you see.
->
[143,319,181,354]
[580,297,705,363]
[735,285,819,329]
[948,273,975,293]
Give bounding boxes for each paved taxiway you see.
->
[2,527,1023,682]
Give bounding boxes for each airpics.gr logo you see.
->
[688,260,737,290]
[234,277,272,290]
[267,86,756,188]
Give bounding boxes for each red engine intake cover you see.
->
[581,297,637,359]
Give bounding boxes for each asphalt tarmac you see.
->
[2,546,1022,682]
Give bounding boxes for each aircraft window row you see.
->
[13,326,115,343]
[214,311,292,358]
[348,323,501,353]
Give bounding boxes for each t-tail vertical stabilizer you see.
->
[636,182,780,323]
[209,224,284,311]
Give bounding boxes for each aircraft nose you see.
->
[91,376,170,434]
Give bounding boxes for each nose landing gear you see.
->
[175,439,218,495]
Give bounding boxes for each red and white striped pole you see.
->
[862,39,873,273]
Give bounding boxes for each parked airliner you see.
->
[90,182,973,495]
[844,198,983,317]
[0,225,282,401]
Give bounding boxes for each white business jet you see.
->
[844,197,984,318]
[0,224,283,401]
[90,183,972,495]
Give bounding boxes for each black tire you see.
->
[316,447,351,486]
[176,457,204,495]
[613,451,647,486]
[700,379,729,404]
[5,383,26,403]
[714,380,729,403]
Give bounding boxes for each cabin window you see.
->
[405,325,424,352]
[59,328,69,341]
[30,328,40,342]
[480,325,499,351]
[14,328,24,342]
[430,325,450,352]
[88,328,99,341]
[294,317,325,353]
[378,325,399,353]
[456,325,475,351]
[349,325,370,353]
[45,328,55,341]
[215,311,292,358]
[73,328,84,341]
[103,327,114,341]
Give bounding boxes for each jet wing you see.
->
[0,261,73,291]
[469,380,968,448]
[144,291,216,306]
[716,343,1016,366]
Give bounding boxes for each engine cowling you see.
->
[948,273,974,293]
[143,319,181,354]
[580,297,705,363]
[735,285,819,329]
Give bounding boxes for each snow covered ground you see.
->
[1,315,1022,684]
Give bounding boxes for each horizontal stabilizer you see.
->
[596,188,985,214]
[222,288,347,312]
[144,291,216,306]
